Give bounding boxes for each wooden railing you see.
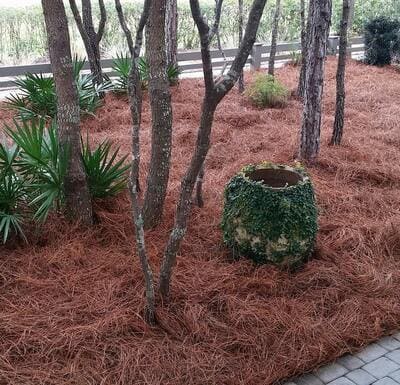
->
[0,36,364,89]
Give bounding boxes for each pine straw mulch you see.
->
[1,58,400,385]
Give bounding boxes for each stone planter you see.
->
[221,163,318,268]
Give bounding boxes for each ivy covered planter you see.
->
[221,163,318,268]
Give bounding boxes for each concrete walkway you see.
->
[284,333,400,385]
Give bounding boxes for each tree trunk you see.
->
[159,0,268,299]
[128,64,156,325]
[268,0,281,76]
[330,0,351,145]
[298,0,332,161]
[126,0,155,324]
[238,0,245,92]
[69,0,106,87]
[166,0,178,67]
[142,0,173,229]
[42,0,93,225]
[298,0,311,98]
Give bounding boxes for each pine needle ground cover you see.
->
[1,58,400,384]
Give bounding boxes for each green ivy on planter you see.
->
[221,162,318,268]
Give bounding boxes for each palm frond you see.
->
[82,135,130,199]
[4,119,66,221]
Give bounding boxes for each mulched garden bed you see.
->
[1,58,400,384]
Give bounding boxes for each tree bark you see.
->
[330,0,351,145]
[166,0,178,67]
[126,0,155,324]
[159,0,268,299]
[142,0,173,230]
[238,0,245,92]
[69,0,106,87]
[42,0,93,225]
[298,0,332,161]
[298,0,311,98]
[268,0,281,76]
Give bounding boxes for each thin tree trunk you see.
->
[238,0,245,92]
[159,0,268,299]
[298,0,311,97]
[330,0,351,145]
[115,0,134,56]
[128,66,156,325]
[268,0,281,76]
[193,0,224,204]
[166,0,178,66]
[127,0,155,324]
[346,0,355,56]
[42,0,93,225]
[298,0,332,161]
[69,0,106,87]
[142,0,173,230]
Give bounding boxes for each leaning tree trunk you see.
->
[330,0,351,145]
[158,0,269,299]
[42,0,93,225]
[166,0,178,67]
[142,0,173,229]
[268,0,281,76]
[69,0,106,87]
[298,0,332,161]
[298,0,311,98]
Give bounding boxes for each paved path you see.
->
[283,333,400,385]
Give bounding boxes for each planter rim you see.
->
[239,162,310,191]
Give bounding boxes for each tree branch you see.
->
[115,0,135,56]
[97,0,107,43]
[190,0,214,92]
[215,0,268,98]
[133,0,151,58]
[208,0,224,43]
[69,0,92,50]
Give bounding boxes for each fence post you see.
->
[327,35,340,55]
[250,42,263,71]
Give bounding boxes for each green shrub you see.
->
[82,135,130,199]
[5,58,112,120]
[4,119,67,222]
[113,54,181,91]
[221,163,318,268]
[0,119,130,243]
[0,144,27,243]
[288,51,302,66]
[244,74,289,108]
[364,17,400,66]
[138,57,181,88]
[112,53,131,93]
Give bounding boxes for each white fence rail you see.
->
[0,36,364,89]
